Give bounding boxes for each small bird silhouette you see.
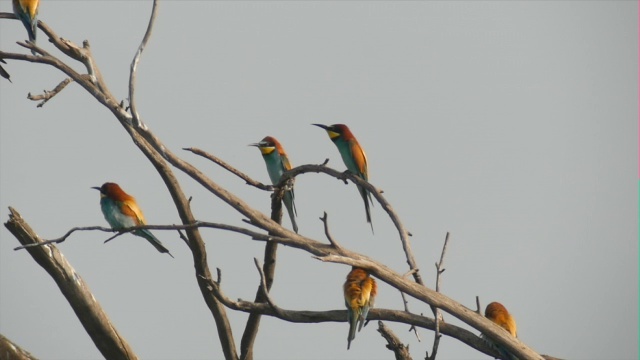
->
[92,182,173,257]
[313,123,373,232]
[250,136,298,233]
[343,267,377,350]
[484,301,518,360]
[12,0,40,55]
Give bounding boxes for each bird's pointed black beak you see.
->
[248,143,261,147]
[312,123,329,130]
[91,186,101,191]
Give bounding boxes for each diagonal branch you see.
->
[0,334,38,360]
[184,147,272,191]
[4,208,138,359]
[27,77,73,107]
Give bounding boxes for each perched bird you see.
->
[343,267,377,350]
[485,301,517,337]
[92,182,173,257]
[312,124,373,232]
[250,136,298,233]
[12,0,40,55]
[484,301,518,360]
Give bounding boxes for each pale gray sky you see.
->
[1,1,637,359]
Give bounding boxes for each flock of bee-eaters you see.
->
[11,0,519,355]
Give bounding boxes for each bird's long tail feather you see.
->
[358,185,373,233]
[347,309,359,350]
[137,229,174,258]
[283,191,298,233]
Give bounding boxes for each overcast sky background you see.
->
[0,1,637,359]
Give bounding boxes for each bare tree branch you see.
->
[1,10,563,360]
[128,0,159,129]
[4,208,138,360]
[184,147,272,191]
[12,222,280,251]
[198,272,506,359]
[315,254,544,360]
[253,258,286,319]
[240,186,285,360]
[0,333,38,360]
[378,321,413,360]
[319,212,343,249]
[426,232,450,360]
[27,77,73,107]
[278,164,423,286]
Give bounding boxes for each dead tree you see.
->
[1,3,555,360]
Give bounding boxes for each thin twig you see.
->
[399,291,421,342]
[399,268,422,340]
[476,296,482,315]
[128,0,159,129]
[319,212,342,249]
[426,232,450,360]
[27,77,73,107]
[184,147,272,191]
[253,258,286,318]
[13,222,284,251]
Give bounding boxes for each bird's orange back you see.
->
[344,268,376,308]
[17,0,39,18]
[102,182,147,225]
[485,301,517,337]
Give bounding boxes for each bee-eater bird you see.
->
[12,0,39,55]
[250,136,298,233]
[92,182,173,257]
[343,267,377,350]
[312,123,373,232]
[484,301,517,360]
[485,301,517,337]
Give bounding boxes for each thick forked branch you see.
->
[4,208,138,360]
[120,3,238,356]
[3,7,239,359]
